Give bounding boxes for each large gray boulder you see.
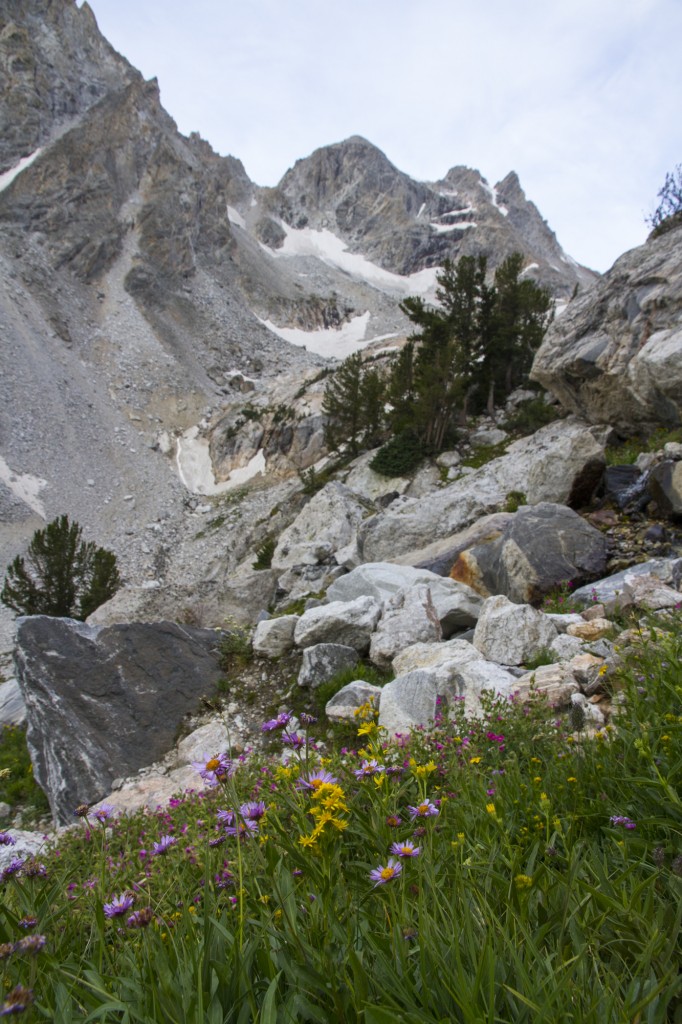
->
[293,596,381,652]
[369,584,441,669]
[271,481,373,569]
[358,418,605,562]
[473,595,558,665]
[379,669,440,738]
[571,557,682,613]
[531,222,682,432]
[15,616,225,824]
[89,571,278,628]
[328,562,482,636]
[649,460,682,519]
[325,680,383,721]
[252,615,299,658]
[297,643,359,688]
[450,502,608,603]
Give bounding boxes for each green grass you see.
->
[0,724,50,824]
[605,425,682,466]
[0,616,681,1020]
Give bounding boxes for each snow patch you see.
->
[260,311,374,359]
[0,456,47,518]
[226,205,246,229]
[430,221,476,234]
[0,148,43,192]
[175,428,265,495]
[417,202,426,219]
[263,222,439,299]
[520,262,539,276]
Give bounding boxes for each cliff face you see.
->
[531,221,682,433]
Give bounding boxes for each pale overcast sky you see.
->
[83,0,681,273]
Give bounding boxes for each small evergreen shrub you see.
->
[505,490,527,512]
[252,537,276,570]
[370,431,425,477]
[502,397,561,435]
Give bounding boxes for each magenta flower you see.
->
[354,759,385,779]
[191,753,235,786]
[407,799,439,820]
[103,893,134,918]
[390,840,421,858]
[152,835,177,856]
[369,857,403,887]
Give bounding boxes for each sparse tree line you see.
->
[322,252,553,468]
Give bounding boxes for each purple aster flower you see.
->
[299,712,318,726]
[225,819,258,840]
[191,753,235,787]
[127,907,153,929]
[22,861,47,879]
[103,893,134,918]
[0,985,34,1016]
[91,804,115,825]
[261,711,292,732]
[281,732,305,750]
[17,918,37,930]
[239,801,267,821]
[385,815,402,828]
[385,766,404,778]
[369,857,403,887]
[152,835,177,856]
[296,770,339,792]
[610,815,636,830]
[13,934,46,955]
[216,808,235,827]
[1,858,24,882]
[0,833,16,846]
[390,840,421,858]
[354,758,385,779]
[407,798,439,820]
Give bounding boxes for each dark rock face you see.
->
[649,461,682,519]
[15,616,225,823]
[450,502,608,604]
[531,222,682,432]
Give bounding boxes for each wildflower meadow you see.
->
[0,617,681,1022]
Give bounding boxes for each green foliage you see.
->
[504,490,527,513]
[461,439,509,468]
[605,426,682,466]
[322,353,386,455]
[1,515,120,620]
[502,396,562,435]
[1,619,681,1020]
[369,430,426,477]
[646,163,682,230]
[0,724,50,821]
[252,536,276,570]
[217,626,253,673]
[523,646,556,670]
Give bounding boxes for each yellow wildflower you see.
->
[566,777,577,784]
[357,722,377,737]
[469,756,482,764]
[514,874,533,890]
[485,803,497,816]
[298,834,318,848]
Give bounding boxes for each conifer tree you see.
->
[1,515,121,620]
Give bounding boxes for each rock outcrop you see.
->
[15,616,225,823]
[531,221,682,432]
[450,502,608,603]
